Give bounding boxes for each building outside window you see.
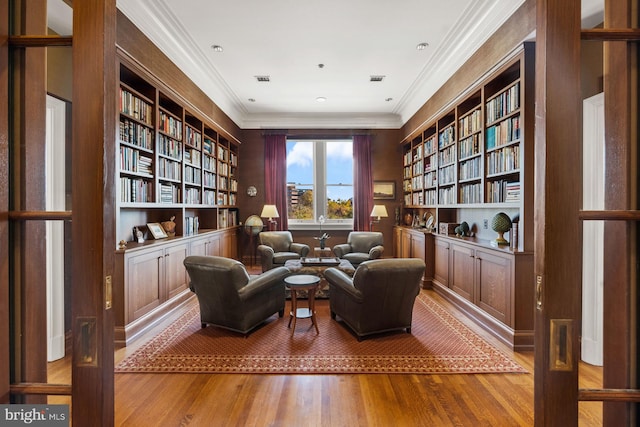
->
[286,139,353,229]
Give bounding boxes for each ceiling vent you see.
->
[255,75,270,82]
[370,75,385,82]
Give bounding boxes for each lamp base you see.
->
[494,231,509,246]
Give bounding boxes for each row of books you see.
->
[120,146,152,175]
[458,133,481,159]
[184,188,201,205]
[459,108,483,138]
[119,118,153,150]
[203,137,214,155]
[119,87,153,126]
[439,145,456,166]
[487,179,520,203]
[439,186,456,205]
[411,175,423,191]
[486,82,520,123]
[185,125,202,149]
[486,145,520,175]
[486,115,521,149]
[203,171,216,188]
[424,135,437,155]
[459,157,482,181]
[159,182,180,203]
[184,148,201,167]
[412,159,424,176]
[158,110,183,139]
[120,177,152,203]
[424,171,437,188]
[217,209,238,228]
[438,164,455,186]
[203,155,216,172]
[185,165,202,185]
[424,189,437,205]
[158,157,181,181]
[158,134,182,159]
[184,216,200,235]
[438,125,455,148]
[459,182,482,204]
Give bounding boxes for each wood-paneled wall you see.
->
[238,129,402,258]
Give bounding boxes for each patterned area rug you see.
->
[115,293,527,374]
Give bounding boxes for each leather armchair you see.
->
[324,258,426,340]
[183,255,289,335]
[332,232,384,267]
[257,231,310,272]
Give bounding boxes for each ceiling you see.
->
[50,0,604,130]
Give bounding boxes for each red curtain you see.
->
[353,135,373,231]
[264,134,288,230]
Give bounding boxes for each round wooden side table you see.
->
[284,274,321,336]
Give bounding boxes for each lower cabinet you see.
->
[114,228,239,346]
[394,227,434,288]
[432,235,533,351]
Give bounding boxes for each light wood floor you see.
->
[48,289,603,426]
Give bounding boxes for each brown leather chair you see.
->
[183,255,289,335]
[257,231,310,272]
[332,231,384,267]
[324,258,425,340]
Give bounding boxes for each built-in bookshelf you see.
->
[400,42,533,252]
[116,60,240,244]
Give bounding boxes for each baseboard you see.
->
[115,290,196,347]
[431,281,533,352]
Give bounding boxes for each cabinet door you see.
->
[450,243,475,302]
[476,249,512,325]
[433,238,450,287]
[189,236,208,256]
[411,232,425,260]
[400,230,411,258]
[127,248,163,321]
[165,243,189,300]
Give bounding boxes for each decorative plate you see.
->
[425,213,434,230]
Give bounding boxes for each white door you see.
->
[581,92,604,366]
[46,95,67,361]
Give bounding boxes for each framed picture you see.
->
[373,181,396,200]
[147,222,168,239]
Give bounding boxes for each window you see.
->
[286,139,353,229]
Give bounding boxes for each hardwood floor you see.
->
[48,290,603,426]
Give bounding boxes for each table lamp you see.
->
[260,204,279,230]
[370,204,388,231]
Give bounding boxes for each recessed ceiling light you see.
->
[316,97,327,102]
[370,75,385,82]
[255,75,270,82]
[385,98,393,102]
[416,42,429,50]
[211,45,224,52]
[248,98,256,102]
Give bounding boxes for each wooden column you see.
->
[0,0,9,405]
[534,0,582,425]
[603,1,637,425]
[71,0,117,425]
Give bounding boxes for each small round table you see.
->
[284,274,321,336]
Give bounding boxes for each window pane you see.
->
[286,141,313,184]
[326,140,353,220]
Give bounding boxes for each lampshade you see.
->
[370,205,388,220]
[260,204,279,219]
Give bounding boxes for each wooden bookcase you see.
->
[401,42,533,253]
[117,59,240,243]
[114,54,241,345]
[398,43,535,351]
